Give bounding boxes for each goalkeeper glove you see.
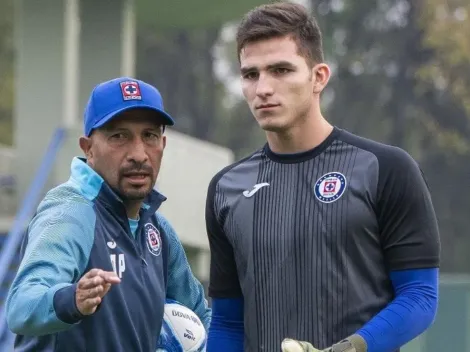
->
[281,335,366,352]
[281,339,321,351]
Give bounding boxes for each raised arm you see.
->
[6,197,96,336]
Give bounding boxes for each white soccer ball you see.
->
[156,299,207,352]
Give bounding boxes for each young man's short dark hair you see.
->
[236,2,324,66]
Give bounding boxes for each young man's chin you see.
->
[259,120,291,133]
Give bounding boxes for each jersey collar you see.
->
[264,127,340,164]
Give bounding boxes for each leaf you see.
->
[418,0,470,117]
[136,0,267,30]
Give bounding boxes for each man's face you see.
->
[80,109,166,202]
[240,36,319,132]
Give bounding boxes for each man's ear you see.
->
[312,63,331,94]
[79,136,93,159]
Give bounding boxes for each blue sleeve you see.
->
[356,268,438,352]
[6,195,95,336]
[207,298,244,352]
[158,213,212,331]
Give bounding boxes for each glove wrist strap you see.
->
[330,334,367,352]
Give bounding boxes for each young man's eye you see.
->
[243,72,259,80]
[274,68,290,74]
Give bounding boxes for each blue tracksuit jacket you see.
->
[6,157,211,351]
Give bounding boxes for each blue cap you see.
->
[84,77,175,136]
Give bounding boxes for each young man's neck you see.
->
[265,116,333,155]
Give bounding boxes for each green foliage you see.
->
[414,0,470,272]
[136,0,266,30]
[0,0,14,145]
[417,0,470,150]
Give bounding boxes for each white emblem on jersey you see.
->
[145,223,162,256]
[243,182,270,198]
[314,172,347,203]
[110,253,126,279]
[107,240,125,278]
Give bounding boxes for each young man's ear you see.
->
[312,63,331,94]
[79,136,93,159]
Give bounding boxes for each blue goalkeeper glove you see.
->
[281,335,366,352]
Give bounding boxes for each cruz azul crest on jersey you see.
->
[145,223,162,256]
[314,172,347,203]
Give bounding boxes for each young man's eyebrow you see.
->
[240,65,257,75]
[266,61,296,69]
[240,61,296,74]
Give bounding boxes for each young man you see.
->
[6,77,211,351]
[205,3,440,352]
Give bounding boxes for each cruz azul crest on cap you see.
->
[314,172,347,203]
[144,223,162,256]
[120,81,142,101]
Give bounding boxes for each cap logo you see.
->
[120,81,142,100]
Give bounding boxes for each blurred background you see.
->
[0,0,469,351]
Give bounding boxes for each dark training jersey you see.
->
[206,127,440,351]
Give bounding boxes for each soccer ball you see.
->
[156,299,207,352]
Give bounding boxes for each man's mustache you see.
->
[119,163,153,176]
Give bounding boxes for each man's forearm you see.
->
[7,282,79,336]
[207,298,244,352]
[356,268,438,352]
